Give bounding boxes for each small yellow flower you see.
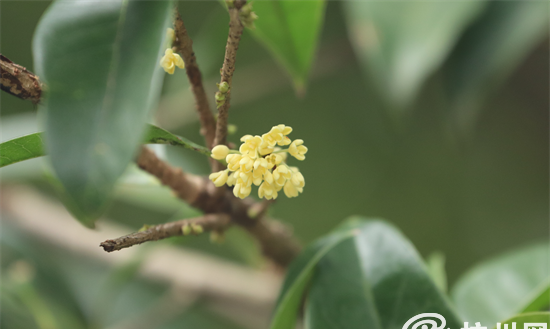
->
[238,171,253,187]
[273,165,291,187]
[160,48,184,74]
[211,145,230,160]
[265,153,282,169]
[226,171,237,186]
[258,140,274,156]
[239,135,263,158]
[226,154,242,171]
[233,182,252,199]
[252,158,268,185]
[209,170,228,187]
[283,180,303,198]
[239,155,254,173]
[288,139,307,161]
[258,181,278,200]
[262,124,292,147]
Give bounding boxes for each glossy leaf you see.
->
[445,1,549,127]
[344,1,485,108]
[33,0,173,225]
[270,231,355,329]
[251,0,326,94]
[0,133,44,168]
[452,242,550,326]
[305,218,463,329]
[0,125,210,169]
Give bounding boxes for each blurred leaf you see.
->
[522,281,550,314]
[426,251,448,293]
[305,218,463,329]
[0,125,209,168]
[344,1,485,108]
[445,1,549,127]
[451,242,550,325]
[498,312,550,328]
[251,0,326,94]
[270,230,354,329]
[33,0,173,226]
[0,132,44,168]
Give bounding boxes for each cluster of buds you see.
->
[239,3,258,29]
[209,124,307,200]
[215,81,229,109]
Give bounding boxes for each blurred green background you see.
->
[1,1,548,328]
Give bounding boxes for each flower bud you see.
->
[218,81,229,93]
[211,145,230,160]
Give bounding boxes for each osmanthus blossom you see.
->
[160,48,184,74]
[209,125,307,200]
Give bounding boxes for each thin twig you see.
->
[173,11,217,148]
[0,54,42,103]
[136,146,301,267]
[213,0,246,153]
[100,214,231,252]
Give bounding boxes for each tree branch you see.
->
[136,146,301,267]
[100,214,231,252]
[173,11,216,149]
[1,37,301,268]
[0,54,42,104]
[213,0,246,154]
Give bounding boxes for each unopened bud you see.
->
[191,224,204,234]
[218,81,229,93]
[182,224,192,235]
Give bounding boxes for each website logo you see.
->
[402,313,448,329]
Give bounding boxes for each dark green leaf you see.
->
[445,1,549,127]
[0,125,210,169]
[270,230,355,329]
[305,217,463,329]
[33,0,173,226]
[344,1,485,108]
[251,0,326,94]
[452,242,549,325]
[0,133,44,168]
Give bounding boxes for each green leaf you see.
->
[0,133,44,168]
[445,1,549,128]
[0,125,210,169]
[143,125,210,157]
[343,1,485,109]
[251,0,326,94]
[270,230,355,329]
[305,217,463,329]
[498,312,550,328]
[451,242,550,326]
[522,281,550,314]
[32,0,173,226]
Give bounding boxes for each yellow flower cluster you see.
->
[209,125,307,200]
